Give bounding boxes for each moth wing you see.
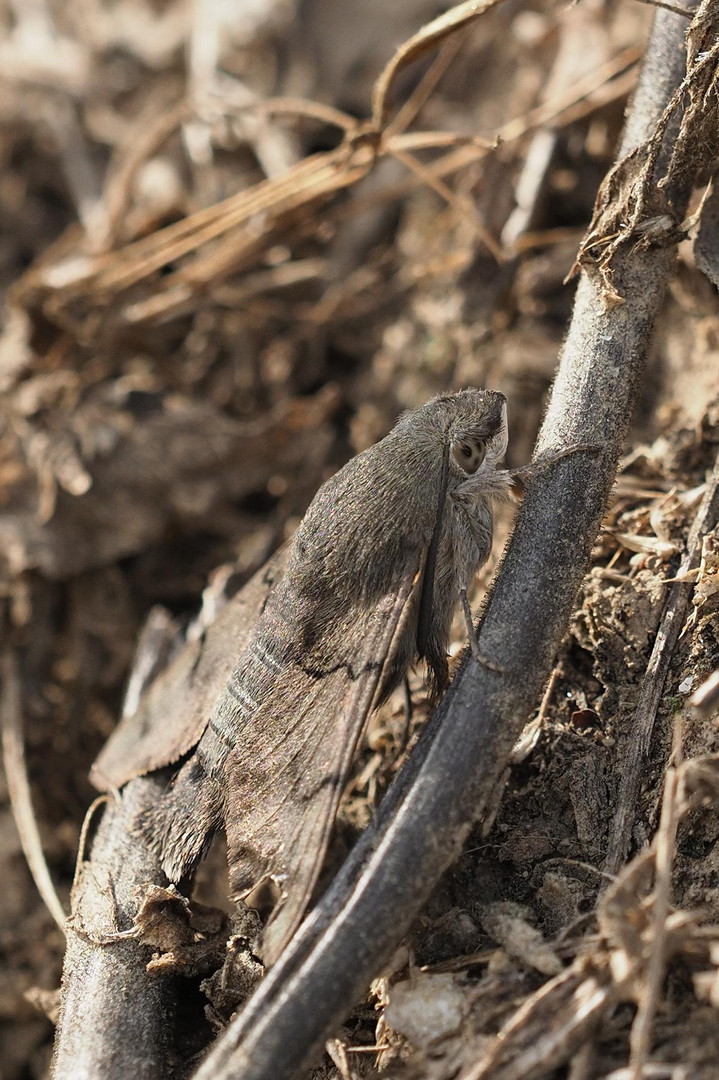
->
[225,557,421,966]
[91,549,287,792]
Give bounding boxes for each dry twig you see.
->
[459,960,615,1080]
[627,719,685,1080]
[604,452,719,874]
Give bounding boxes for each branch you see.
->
[190,5,702,1079]
[51,776,180,1079]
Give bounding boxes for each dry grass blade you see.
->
[0,651,67,933]
[56,150,365,295]
[101,100,191,250]
[371,0,507,129]
[16,0,513,340]
[631,0,695,20]
[106,152,373,326]
[389,146,504,262]
[336,47,639,237]
[627,720,684,1080]
[460,961,615,1080]
[495,47,640,143]
[383,35,467,141]
[634,0,695,14]
[248,97,356,132]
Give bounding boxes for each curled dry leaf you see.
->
[132,884,230,978]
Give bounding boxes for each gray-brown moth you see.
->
[93,388,511,963]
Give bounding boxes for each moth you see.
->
[93,388,512,964]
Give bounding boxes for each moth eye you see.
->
[451,440,486,474]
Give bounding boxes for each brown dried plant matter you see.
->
[9,0,641,346]
[439,740,719,1080]
[571,0,719,306]
[14,0,506,342]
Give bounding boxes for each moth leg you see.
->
[400,676,413,745]
[450,494,507,674]
[509,443,603,486]
[459,587,478,655]
[459,586,507,674]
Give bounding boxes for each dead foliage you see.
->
[573,0,719,306]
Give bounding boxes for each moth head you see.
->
[447,391,508,479]
[394,387,508,479]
